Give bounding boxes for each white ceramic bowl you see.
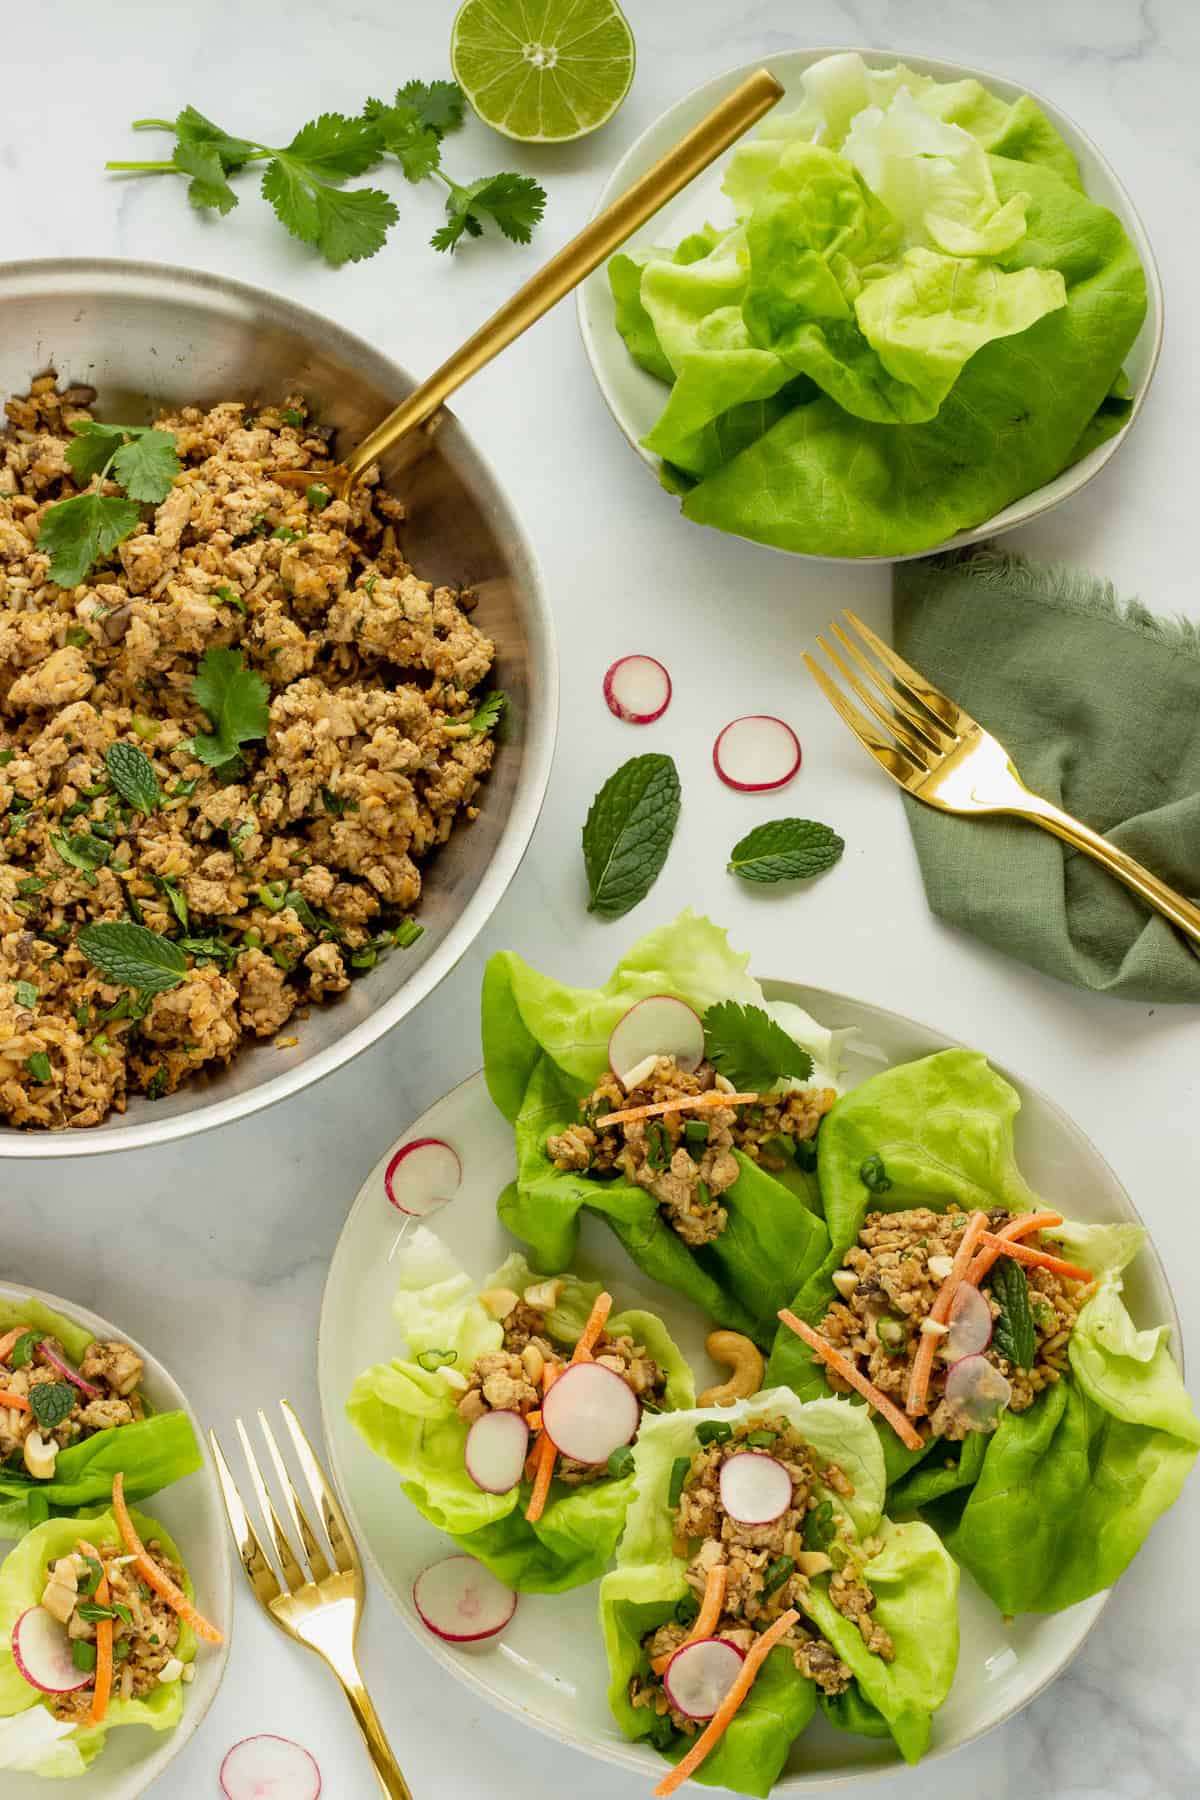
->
[0,1281,231,1799]
[318,979,1181,1786]
[577,47,1163,564]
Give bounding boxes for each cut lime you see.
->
[451,0,636,144]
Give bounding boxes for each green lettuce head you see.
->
[483,911,844,1345]
[764,1050,1200,1609]
[0,1509,196,1779]
[346,1230,694,1593]
[600,1388,958,1788]
[0,1297,203,1542]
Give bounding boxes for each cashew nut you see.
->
[22,1431,58,1480]
[697,1331,764,1408]
[478,1287,520,1321]
[523,1278,563,1313]
[795,1550,833,1578]
[831,1269,858,1299]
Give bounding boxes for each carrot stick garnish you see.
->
[967,1211,1064,1285]
[651,1563,728,1675]
[524,1365,559,1524]
[906,1210,989,1419]
[0,1327,31,1364]
[77,1539,113,1727]
[777,1311,924,1453]
[111,1473,224,1645]
[975,1233,1092,1285]
[595,1092,758,1128]
[652,1609,800,1798]
[0,1390,32,1413]
[571,1292,613,1363]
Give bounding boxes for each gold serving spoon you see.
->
[275,69,784,495]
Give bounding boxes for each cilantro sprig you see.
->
[703,1001,815,1093]
[190,648,270,773]
[36,420,180,588]
[105,78,546,264]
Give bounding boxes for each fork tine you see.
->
[816,633,937,768]
[841,610,969,733]
[235,1417,307,1595]
[258,1409,333,1586]
[279,1400,359,1579]
[209,1429,283,1609]
[802,653,926,790]
[828,621,956,753]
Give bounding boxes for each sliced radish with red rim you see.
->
[604,656,672,723]
[413,1555,517,1643]
[220,1734,321,1799]
[10,1607,91,1695]
[608,995,704,1087]
[663,1637,745,1719]
[944,1354,1012,1431]
[718,1452,793,1525]
[713,716,802,792]
[464,1410,529,1494]
[946,1285,993,1361]
[384,1138,461,1218]
[541,1361,640,1465]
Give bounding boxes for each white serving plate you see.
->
[317,981,1179,1788]
[0,1283,232,1799]
[577,47,1164,565]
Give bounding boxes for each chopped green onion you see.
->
[25,1051,51,1083]
[606,1445,635,1479]
[416,1349,457,1373]
[667,1455,691,1509]
[695,1420,733,1446]
[13,981,37,1010]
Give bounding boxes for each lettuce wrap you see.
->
[483,911,843,1345]
[0,1508,196,1779]
[764,1050,1200,1611]
[0,1296,203,1541]
[608,52,1145,557]
[600,1389,958,1788]
[347,1229,694,1593]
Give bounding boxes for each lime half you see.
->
[451,0,636,143]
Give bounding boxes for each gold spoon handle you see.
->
[341,67,784,485]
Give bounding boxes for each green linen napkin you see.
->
[892,547,1200,1004]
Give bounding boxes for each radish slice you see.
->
[604,655,672,724]
[946,1285,993,1361]
[718,1452,793,1525]
[541,1361,640,1465]
[608,995,704,1085]
[944,1354,1012,1431]
[384,1138,462,1218]
[413,1555,517,1643]
[10,1607,90,1695]
[713,716,802,792]
[464,1410,529,1494]
[663,1637,745,1719]
[37,1341,102,1399]
[220,1734,321,1799]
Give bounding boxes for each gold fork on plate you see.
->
[805,610,1200,951]
[210,1402,411,1800]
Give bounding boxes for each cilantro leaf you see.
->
[190,648,270,769]
[434,172,546,253]
[111,429,180,503]
[465,691,507,735]
[582,754,681,920]
[281,112,383,178]
[363,97,442,182]
[396,78,466,135]
[728,819,845,885]
[37,492,140,588]
[260,158,398,266]
[703,1001,815,1092]
[171,106,256,170]
[174,140,239,214]
[76,921,187,994]
[64,420,128,485]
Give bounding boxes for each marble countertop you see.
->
[3,1,1198,1795]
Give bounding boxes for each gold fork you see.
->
[210,1402,411,1800]
[805,610,1200,950]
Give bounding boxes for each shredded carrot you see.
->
[594,1092,758,1128]
[906,1210,989,1419]
[777,1311,924,1453]
[0,1326,31,1364]
[571,1292,613,1363]
[967,1211,1064,1285]
[111,1473,225,1645]
[525,1410,542,1433]
[976,1233,1093,1285]
[653,1609,800,1798]
[77,1539,113,1728]
[0,1389,31,1413]
[651,1563,728,1675]
[524,1366,559,1524]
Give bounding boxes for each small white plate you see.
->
[0,1283,232,1800]
[317,981,1180,1786]
[577,47,1164,564]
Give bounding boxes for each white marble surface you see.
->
[3,1,1199,1795]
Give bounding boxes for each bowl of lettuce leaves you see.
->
[579,49,1161,561]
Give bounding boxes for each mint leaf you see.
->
[465,691,506,735]
[990,1256,1036,1371]
[37,492,141,588]
[582,753,680,920]
[111,429,180,503]
[728,818,845,885]
[51,831,111,874]
[29,1382,76,1430]
[191,648,269,768]
[76,921,187,994]
[105,741,161,813]
[703,1000,814,1092]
